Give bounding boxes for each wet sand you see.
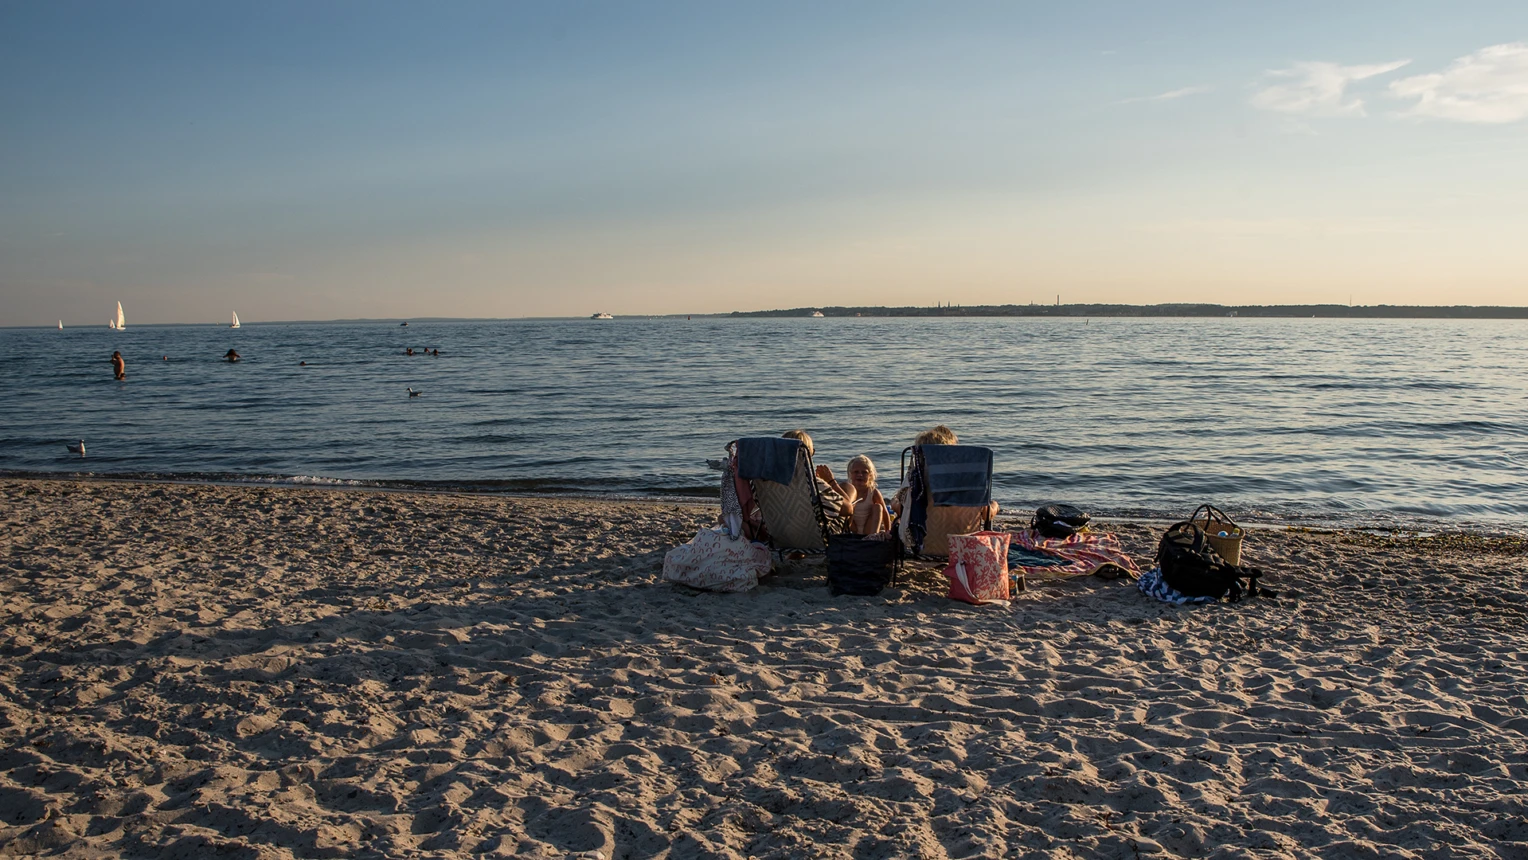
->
[1,478,1525,858]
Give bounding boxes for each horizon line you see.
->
[11,302,1528,328]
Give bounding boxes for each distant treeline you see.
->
[728,304,1528,319]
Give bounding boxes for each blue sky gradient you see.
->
[3,1,1526,324]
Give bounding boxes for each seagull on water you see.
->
[407,388,422,397]
[66,440,86,456]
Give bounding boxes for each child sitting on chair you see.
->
[820,454,891,536]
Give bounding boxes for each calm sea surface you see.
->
[4,317,1526,532]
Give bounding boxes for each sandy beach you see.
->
[2,477,1526,859]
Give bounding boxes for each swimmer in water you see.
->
[111,351,125,380]
[224,349,240,362]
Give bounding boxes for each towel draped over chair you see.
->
[901,444,995,557]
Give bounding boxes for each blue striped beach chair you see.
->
[898,444,995,557]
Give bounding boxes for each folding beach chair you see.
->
[898,444,995,557]
[729,436,835,554]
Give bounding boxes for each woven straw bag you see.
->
[1190,504,1243,566]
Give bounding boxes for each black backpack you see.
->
[1157,521,1271,602]
[1031,503,1091,538]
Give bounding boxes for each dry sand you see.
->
[1,477,1526,859]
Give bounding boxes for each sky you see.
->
[2,1,1527,325]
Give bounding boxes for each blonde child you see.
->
[822,454,890,536]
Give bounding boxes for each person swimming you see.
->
[111,351,125,380]
[224,349,240,362]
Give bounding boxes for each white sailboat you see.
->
[58,320,63,330]
[110,302,125,330]
[230,311,241,329]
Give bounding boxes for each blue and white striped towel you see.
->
[1137,566,1218,605]
[920,444,993,507]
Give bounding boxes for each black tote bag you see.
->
[826,533,897,596]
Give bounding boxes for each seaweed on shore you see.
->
[1335,530,1528,556]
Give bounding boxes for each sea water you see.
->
[3,316,1525,532]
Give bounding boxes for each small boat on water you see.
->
[591,312,614,319]
[58,320,63,330]
[230,311,241,329]
[109,302,125,330]
[810,310,825,318]
[400,321,409,327]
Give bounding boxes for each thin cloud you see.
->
[1138,217,1426,237]
[1389,42,1528,123]
[1250,59,1410,117]
[1119,85,1212,105]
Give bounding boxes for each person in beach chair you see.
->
[891,425,999,557]
[817,454,893,536]
[728,431,850,553]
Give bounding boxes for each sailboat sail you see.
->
[58,320,63,330]
[231,311,240,329]
[115,302,125,330]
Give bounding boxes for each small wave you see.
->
[264,475,370,487]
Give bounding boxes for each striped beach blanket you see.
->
[1137,566,1218,605]
[1008,528,1142,580]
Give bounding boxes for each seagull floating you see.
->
[407,388,422,397]
[66,440,86,456]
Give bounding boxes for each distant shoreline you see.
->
[728,303,1528,319]
[13,304,1528,328]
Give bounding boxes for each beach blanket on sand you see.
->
[1137,566,1218,605]
[1008,528,1142,580]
